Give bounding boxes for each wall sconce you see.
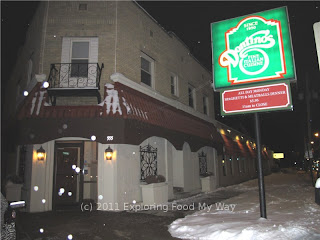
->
[105,146,113,160]
[37,146,46,161]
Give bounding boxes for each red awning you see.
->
[222,134,257,159]
[16,82,223,152]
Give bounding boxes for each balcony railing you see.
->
[47,63,104,105]
[47,63,104,89]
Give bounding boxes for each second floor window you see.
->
[203,96,208,115]
[71,41,89,78]
[188,84,195,108]
[141,53,154,87]
[170,74,178,96]
[60,37,99,88]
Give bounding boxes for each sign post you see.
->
[211,7,296,219]
[254,113,267,218]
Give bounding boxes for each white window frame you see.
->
[70,40,90,79]
[203,95,209,115]
[188,84,196,109]
[60,37,98,88]
[140,52,155,89]
[170,73,178,97]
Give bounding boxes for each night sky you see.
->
[2,1,320,157]
[137,1,320,156]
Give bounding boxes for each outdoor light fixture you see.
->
[311,141,315,145]
[315,133,319,137]
[37,146,46,161]
[105,146,113,160]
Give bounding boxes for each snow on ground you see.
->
[169,171,320,240]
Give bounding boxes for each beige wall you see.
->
[116,1,214,118]
[43,1,117,98]
[7,1,215,118]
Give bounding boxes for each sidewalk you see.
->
[17,209,184,240]
[169,171,320,240]
[16,184,243,239]
[17,171,316,240]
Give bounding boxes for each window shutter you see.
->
[60,37,71,87]
[89,38,99,63]
[88,38,99,87]
[61,37,71,63]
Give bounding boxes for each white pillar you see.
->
[97,143,118,210]
[29,141,54,212]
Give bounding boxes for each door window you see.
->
[71,42,89,78]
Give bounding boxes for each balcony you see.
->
[47,63,104,105]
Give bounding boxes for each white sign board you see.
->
[314,22,320,70]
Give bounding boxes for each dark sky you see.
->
[1,1,40,83]
[2,1,320,156]
[138,1,320,155]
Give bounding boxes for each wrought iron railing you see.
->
[47,63,104,89]
[199,151,207,176]
[140,144,158,181]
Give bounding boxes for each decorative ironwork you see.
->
[46,63,104,105]
[47,63,104,89]
[199,151,207,176]
[140,144,157,181]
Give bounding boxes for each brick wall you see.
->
[6,1,215,118]
[116,1,215,118]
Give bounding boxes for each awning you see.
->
[16,82,223,152]
[221,134,257,159]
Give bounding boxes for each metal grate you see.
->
[140,144,157,181]
[199,151,207,176]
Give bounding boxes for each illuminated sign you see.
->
[273,153,284,159]
[211,7,296,90]
[221,81,292,115]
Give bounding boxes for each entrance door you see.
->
[53,142,84,209]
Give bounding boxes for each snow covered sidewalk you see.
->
[169,171,320,240]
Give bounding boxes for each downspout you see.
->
[39,1,49,74]
[114,0,118,73]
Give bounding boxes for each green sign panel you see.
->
[211,7,296,90]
